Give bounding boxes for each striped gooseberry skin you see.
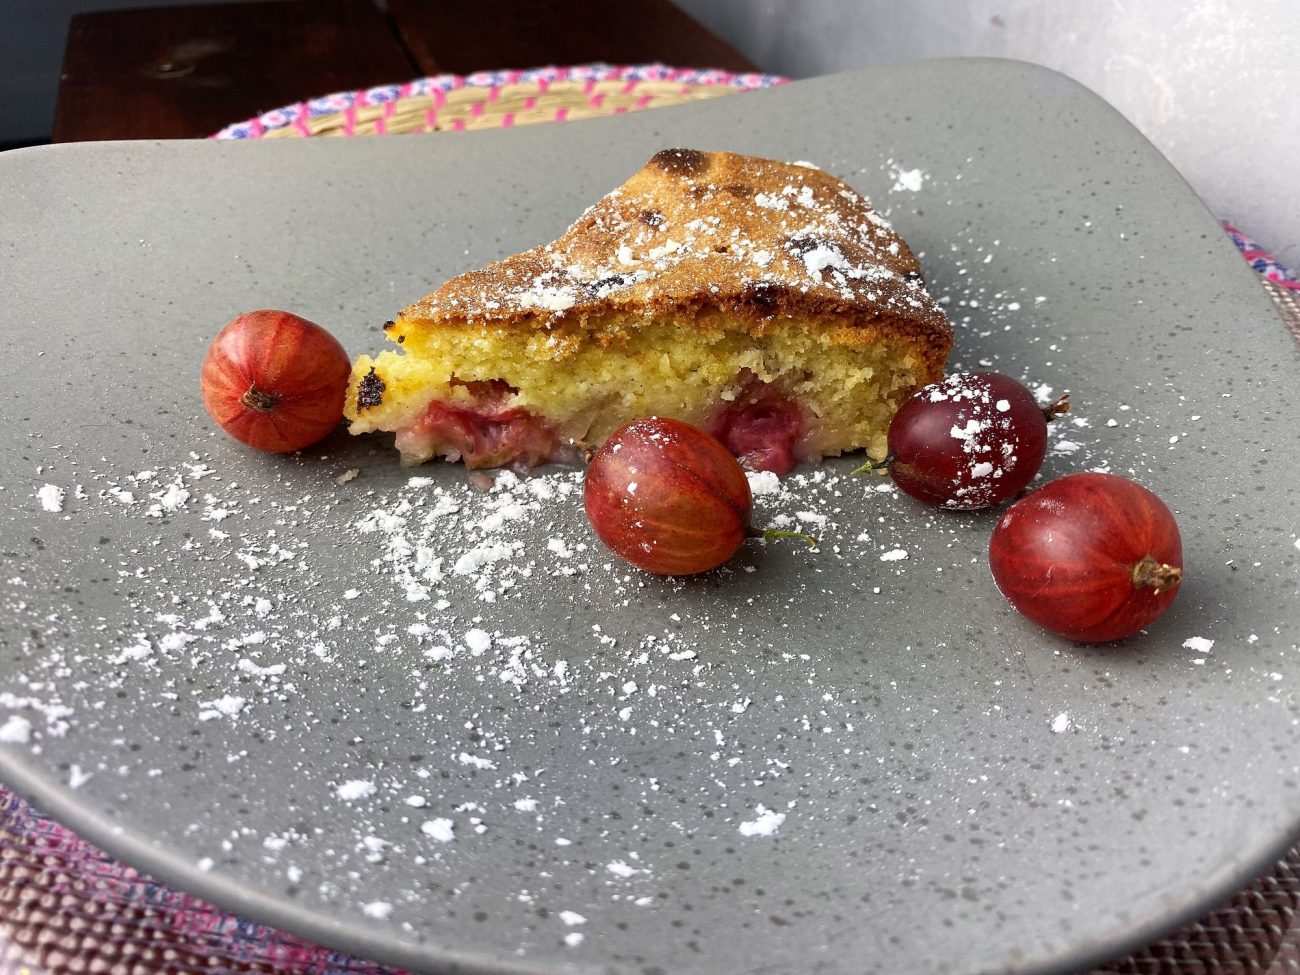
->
[989,472,1183,643]
[200,309,350,453]
[583,418,752,575]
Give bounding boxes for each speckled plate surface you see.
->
[1,59,1298,975]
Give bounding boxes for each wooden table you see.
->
[52,0,757,142]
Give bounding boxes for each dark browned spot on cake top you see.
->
[741,280,787,314]
[581,273,633,296]
[784,235,825,257]
[650,148,708,176]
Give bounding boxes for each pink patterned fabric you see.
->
[0,785,404,973]
[1223,221,1300,292]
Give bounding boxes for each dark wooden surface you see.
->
[53,0,759,143]
[54,0,415,142]
[387,0,756,76]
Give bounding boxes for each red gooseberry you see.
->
[200,309,351,453]
[988,472,1184,643]
[583,418,753,575]
[878,372,1069,509]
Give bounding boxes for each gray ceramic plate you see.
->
[2,59,1298,975]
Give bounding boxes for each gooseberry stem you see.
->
[851,453,894,476]
[751,527,819,548]
[241,384,277,412]
[1132,554,1182,593]
[1043,393,1071,422]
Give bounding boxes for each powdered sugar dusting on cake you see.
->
[516,283,578,313]
[412,149,946,329]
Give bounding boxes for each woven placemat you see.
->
[4,66,1299,975]
[211,64,788,140]
[1261,277,1300,343]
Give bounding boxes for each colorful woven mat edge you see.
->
[1224,221,1300,294]
[211,63,789,141]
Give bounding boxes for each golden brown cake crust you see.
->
[396,149,951,376]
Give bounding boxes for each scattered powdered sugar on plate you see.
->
[336,779,378,802]
[421,818,455,842]
[887,163,926,193]
[0,715,32,744]
[36,483,65,513]
[0,435,1277,966]
[198,694,246,722]
[738,805,786,837]
[605,860,642,878]
[747,470,782,497]
[0,260,1282,963]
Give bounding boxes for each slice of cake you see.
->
[345,148,952,474]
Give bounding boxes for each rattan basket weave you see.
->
[276,78,735,137]
[213,64,787,140]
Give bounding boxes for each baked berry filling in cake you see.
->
[708,374,804,475]
[395,402,556,471]
[389,378,555,470]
